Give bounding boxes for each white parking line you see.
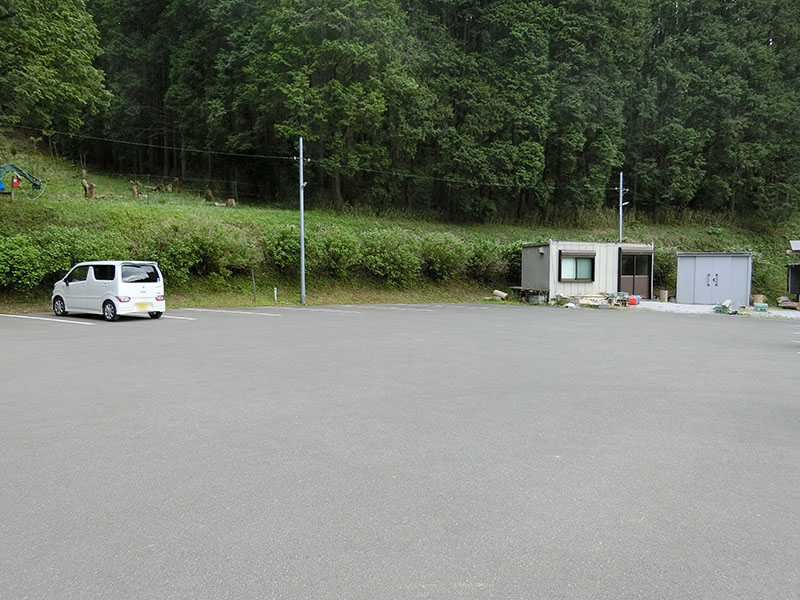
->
[273,306,361,314]
[377,306,435,312]
[162,315,197,320]
[342,305,435,312]
[0,314,95,325]
[183,308,282,317]
[430,304,489,310]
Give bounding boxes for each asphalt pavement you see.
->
[1,303,799,599]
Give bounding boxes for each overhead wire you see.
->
[1,121,622,194]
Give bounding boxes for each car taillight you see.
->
[156,295,164,301]
[116,296,131,302]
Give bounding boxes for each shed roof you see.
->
[522,240,653,250]
[676,252,753,258]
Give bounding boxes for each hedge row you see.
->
[0,224,522,292]
[261,226,521,286]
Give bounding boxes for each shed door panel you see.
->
[726,258,750,306]
[693,257,715,304]
[711,257,734,303]
[619,254,652,298]
[687,256,747,305]
[676,257,696,303]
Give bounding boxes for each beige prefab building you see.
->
[521,240,654,302]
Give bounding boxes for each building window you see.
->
[559,251,595,282]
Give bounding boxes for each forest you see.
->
[1,0,799,222]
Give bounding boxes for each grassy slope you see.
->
[1,129,798,311]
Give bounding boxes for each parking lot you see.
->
[2,303,799,599]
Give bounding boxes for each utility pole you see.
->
[618,171,629,243]
[299,137,306,305]
[618,171,624,242]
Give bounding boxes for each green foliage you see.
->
[501,240,524,283]
[466,239,508,283]
[419,232,469,282]
[62,0,800,222]
[360,229,422,286]
[261,225,303,276]
[0,227,132,291]
[0,235,46,291]
[653,248,677,294]
[123,220,260,285]
[0,0,109,131]
[314,226,362,279]
[1,141,799,302]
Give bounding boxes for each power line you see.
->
[357,165,620,192]
[2,122,623,194]
[2,122,297,162]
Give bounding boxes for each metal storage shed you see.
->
[787,241,800,300]
[676,252,753,306]
[520,240,654,302]
[787,264,800,299]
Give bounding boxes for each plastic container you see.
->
[627,296,639,306]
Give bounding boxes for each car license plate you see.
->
[136,302,149,311]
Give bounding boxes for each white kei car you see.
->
[52,261,166,321]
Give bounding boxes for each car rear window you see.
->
[93,265,115,281]
[122,264,160,283]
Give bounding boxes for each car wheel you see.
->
[53,296,68,316]
[149,311,163,319]
[103,300,119,322]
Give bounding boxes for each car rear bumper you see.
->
[117,299,166,315]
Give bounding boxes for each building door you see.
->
[692,256,738,305]
[678,254,752,305]
[619,253,652,298]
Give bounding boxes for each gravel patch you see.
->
[637,299,800,318]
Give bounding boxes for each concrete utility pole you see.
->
[299,137,306,305]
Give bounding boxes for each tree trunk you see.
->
[333,170,343,209]
[181,137,187,180]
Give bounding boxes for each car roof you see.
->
[71,260,158,267]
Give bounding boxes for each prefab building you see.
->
[520,240,654,302]
[676,252,753,306]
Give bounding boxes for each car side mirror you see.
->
[65,281,69,286]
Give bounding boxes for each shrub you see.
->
[0,235,47,291]
[261,225,302,276]
[135,221,259,285]
[653,248,677,293]
[213,227,260,273]
[0,227,135,291]
[466,239,507,283]
[501,240,524,283]
[34,226,130,269]
[134,224,201,284]
[315,226,362,279]
[360,229,422,286]
[420,232,468,282]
